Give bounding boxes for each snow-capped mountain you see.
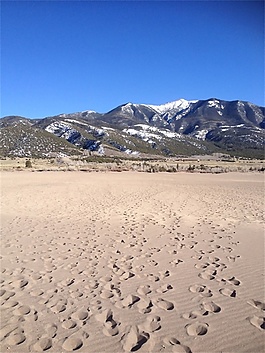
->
[143,99,195,124]
[143,98,192,113]
[1,98,264,159]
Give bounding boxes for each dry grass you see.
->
[0,155,264,173]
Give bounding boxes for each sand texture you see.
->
[1,171,264,353]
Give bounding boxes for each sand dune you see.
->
[1,171,264,352]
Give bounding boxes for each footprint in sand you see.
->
[6,332,26,346]
[147,259,158,267]
[13,305,31,316]
[69,289,84,299]
[62,336,83,351]
[189,284,212,297]
[227,276,241,286]
[208,256,220,262]
[44,323,57,338]
[156,284,173,294]
[95,309,112,323]
[100,289,114,299]
[60,278,75,287]
[247,299,265,311]
[201,301,221,313]
[121,294,140,308]
[51,302,67,314]
[211,262,227,271]
[195,262,210,270]
[1,290,15,301]
[121,325,149,352]
[170,259,184,267]
[168,249,178,255]
[0,288,6,297]
[1,324,23,340]
[71,308,89,321]
[140,315,161,333]
[198,270,217,280]
[11,278,29,289]
[186,322,208,336]
[191,255,203,260]
[146,273,160,282]
[87,280,99,289]
[62,319,77,329]
[102,283,121,298]
[137,285,152,296]
[163,337,192,353]
[95,308,114,324]
[30,288,44,297]
[2,299,19,308]
[224,246,233,253]
[102,321,119,337]
[219,288,236,298]
[247,315,265,330]
[155,298,174,311]
[226,255,241,262]
[99,275,113,283]
[95,308,119,336]
[33,337,53,351]
[182,309,208,320]
[120,271,135,280]
[137,298,153,314]
[159,270,171,279]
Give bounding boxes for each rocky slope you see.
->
[1,98,264,158]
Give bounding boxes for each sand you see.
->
[0,171,264,353]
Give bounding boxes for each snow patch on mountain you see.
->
[102,126,115,131]
[123,128,163,142]
[64,119,89,126]
[45,121,81,145]
[83,110,97,114]
[124,124,184,143]
[134,124,159,132]
[124,149,139,155]
[97,145,105,155]
[207,99,222,108]
[121,103,135,115]
[194,129,209,140]
[89,126,105,136]
[45,121,72,135]
[144,99,191,114]
[221,124,245,128]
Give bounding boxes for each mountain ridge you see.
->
[1,98,264,159]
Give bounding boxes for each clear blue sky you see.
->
[1,0,264,118]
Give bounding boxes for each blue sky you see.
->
[1,1,264,118]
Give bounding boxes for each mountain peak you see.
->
[143,99,193,114]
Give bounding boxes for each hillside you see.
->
[1,98,264,159]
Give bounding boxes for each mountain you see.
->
[1,98,264,159]
[0,116,81,158]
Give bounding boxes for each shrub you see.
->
[25,160,32,168]
[187,164,195,172]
